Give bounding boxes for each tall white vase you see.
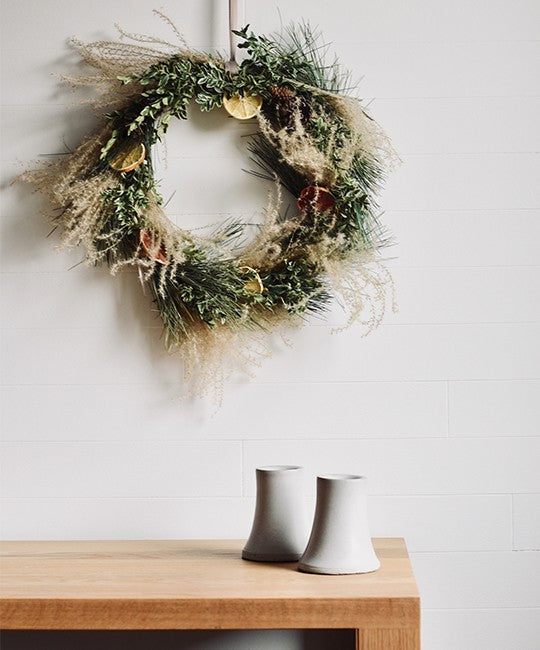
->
[298,474,380,575]
[242,465,308,562]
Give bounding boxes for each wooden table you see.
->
[0,538,420,649]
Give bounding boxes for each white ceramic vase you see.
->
[298,474,380,575]
[242,465,308,562]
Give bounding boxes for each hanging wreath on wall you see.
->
[24,11,396,392]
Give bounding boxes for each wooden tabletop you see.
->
[0,538,420,631]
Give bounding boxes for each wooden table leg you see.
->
[356,627,421,649]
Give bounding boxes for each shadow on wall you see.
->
[0,44,189,391]
[1,630,356,650]
[1,150,182,391]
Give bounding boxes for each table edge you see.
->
[0,595,421,630]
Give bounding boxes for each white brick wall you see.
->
[1,1,539,648]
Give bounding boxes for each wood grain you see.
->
[356,627,421,650]
[0,538,419,635]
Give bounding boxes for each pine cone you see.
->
[269,85,296,103]
[268,86,311,129]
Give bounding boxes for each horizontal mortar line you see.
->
[4,320,540,329]
[276,38,540,45]
[310,321,540,327]
[240,431,540,438]
[4,91,540,101]
[5,145,540,154]
[373,94,540,99]
[0,494,531,501]
[0,320,540,334]
[386,265,540,270]
[265,378,540,384]
[410,549,540,555]
[5,210,539,218]
[163,150,539,158]
[395,151,540,156]
[423,607,540,612]
[2,264,540,273]
[3,38,540,50]
[0,439,251,444]
[0,437,456,444]
[350,94,540,100]
[410,549,520,555]
[448,434,540,439]
[0,45,236,55]
[0,94,540,109]
[6,151,540,162]
[383,208,540,213]
[1,493,537,500]
[163,208,540,214]
[401,150,540,156]
[3,208,540,217]
[3,98,540,115]
[2,378,540,387]
[152,151,540,159]
[2,321,539,330]
[0,380,440,387]
[0,541,514,553]
[384,491,540,496]
[0,262,540,270]
[0,496,244,501]
[3,435,540,444]
[0,496,252,500]
[42,261,531,270]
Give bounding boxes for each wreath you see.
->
[25,13,396,391]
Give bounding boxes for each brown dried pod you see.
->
[139,228,167,264]
[297,186,336,214]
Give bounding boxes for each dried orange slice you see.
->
[240,266,265,294]
[109,142,146,173]
[223,93,263,120]
[298,186,336,213]
[243,275,265,294]
[140,228,167,264]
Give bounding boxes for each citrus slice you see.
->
[109,142,146,173]
[140,228,167,264]
[243,274,265,294]
[223,93,263,120]
[240,266,265,294]
[298,186,336,213]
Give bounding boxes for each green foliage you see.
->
[246,133,307,197]
[235,22,353,93]
[260,260,331,315]
[152,254,247,339]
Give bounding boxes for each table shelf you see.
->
[0,538,420,649]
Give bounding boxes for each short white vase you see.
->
[242,465,308,562]
[298,474,380,575]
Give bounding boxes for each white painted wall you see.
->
[1,1,539,648]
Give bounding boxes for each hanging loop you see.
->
[226,0,239,74]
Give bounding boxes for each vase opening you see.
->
[318,473,365,481]
[258,465,301,472]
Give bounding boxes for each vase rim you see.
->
[318,473,366,481]
[257,465,302,472]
